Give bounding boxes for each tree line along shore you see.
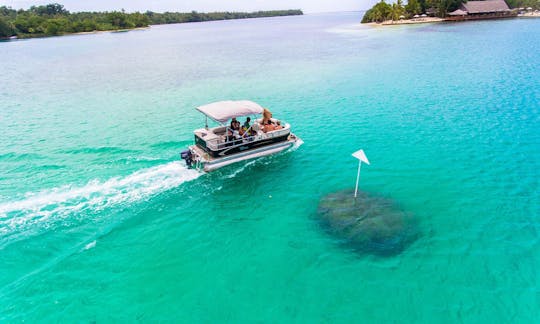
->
[361,0,539,23]
[0,3,303,39]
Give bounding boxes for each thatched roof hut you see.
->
[460,0,510,14]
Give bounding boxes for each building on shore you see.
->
[447,0,517,21]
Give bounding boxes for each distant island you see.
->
[361,0,539,24]
[0,3,303,39]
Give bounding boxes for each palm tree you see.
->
[390,0,405,21]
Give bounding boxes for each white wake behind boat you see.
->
[181,100,301,172]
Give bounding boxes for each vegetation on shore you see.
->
[506,0,540,9]
[361,0,426,23]
[361,0,539,23]
[0,3,303,39]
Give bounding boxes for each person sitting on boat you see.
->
[262,108,272,125]
[263,119,275,133]
[243,117,251,131]
[241,126,257,141]
[238,117,251,136]
[247,125,257,137]
[250,123,261,136]
[242,125,256,137]
[225,129,235,143]
[274,121,284,130]
[230,118,241,132]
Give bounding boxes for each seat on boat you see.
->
[211,126,227,136]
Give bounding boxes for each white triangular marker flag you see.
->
[352,149,369,198]
[352,149,370,165]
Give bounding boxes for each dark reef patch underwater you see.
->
[317,190,419,256]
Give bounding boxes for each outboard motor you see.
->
[180,149,193,168]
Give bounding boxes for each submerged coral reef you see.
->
[317,190,419,256]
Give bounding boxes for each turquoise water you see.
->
[1,13,539,322]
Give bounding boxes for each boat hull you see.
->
[189,136,298,172]
[195,132,290,158]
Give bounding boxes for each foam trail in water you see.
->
[290,138,304,151]
[0,161,201,235]
[226,160,258,179]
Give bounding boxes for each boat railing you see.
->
[263,127,290,139]
[203,127,290,151]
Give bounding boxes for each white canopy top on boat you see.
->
[196,100,265,124]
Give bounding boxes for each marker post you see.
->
[352,149,370,198]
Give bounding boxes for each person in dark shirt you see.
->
[243,117,251,131]
[263,119,275,133]
[230,118,240,131]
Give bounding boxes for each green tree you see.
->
[29,3,68,16]
[361,0,392,23]
[405,0,422,16]
[427,0,463,17]
[418,0,429,12]
[187,11,201,22]
[390,0,405,20]
[0,16,16,37]
[81,18,97,32]
[107,11,134,28]
[0,4,303,38]
[130,12,150,27]
[13,14,45,34]
[0,5,17,18]
[506,0,540,9]
[44,17,68,34]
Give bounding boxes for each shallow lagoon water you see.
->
[1,13,539,322]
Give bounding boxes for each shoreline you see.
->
[367,11,539,27]
[517,11,540,17]
[4,11,539,40]
[367,17,444,26]
[11,27,151,40]
[1,9,303,41]
[70,26,150,36]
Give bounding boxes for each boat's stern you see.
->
[180,144,211,171]
[180,149,194,168]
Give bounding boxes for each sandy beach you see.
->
[518,11,540,17]
[368,11,539,27]
[367,17,444,26]
[72,26,150,36]
[9,26,150,39]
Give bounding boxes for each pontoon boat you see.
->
[181,100,301,172]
